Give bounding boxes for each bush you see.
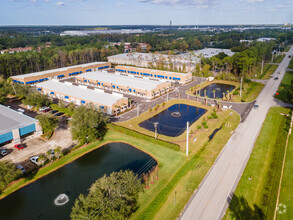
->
[197,125,202,130]
[203,124,209,129]
[207,116,212,119]
[211,112,218,119]
[201,121,207,126]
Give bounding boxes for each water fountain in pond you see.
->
[54,193,69,206]
[171,112,181,117]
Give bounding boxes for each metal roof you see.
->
[12,62,108,79]
[37,80,125,107]
[0,105,36,135]
[79,71,164,91]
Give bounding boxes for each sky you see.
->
[0,0,292,25]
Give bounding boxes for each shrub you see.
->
[203,124,209,129]
[149,107,152,112]
[197,125,202,130]
[207,116,212,119]
[201,121,207,126]
[233,90,239,95]
[211,112,218,119]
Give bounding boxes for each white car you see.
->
[17,108,25,114]
[16,165,26,173]
[30,156,40,165]
[39,106,50,112]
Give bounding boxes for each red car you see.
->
[14,144,25,150]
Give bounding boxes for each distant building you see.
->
[11,62,111,85]
[115,66,192,84]
[240,40,253,43]
[256,38,276,42]
[0,47,32,55]
[0,105,42,145]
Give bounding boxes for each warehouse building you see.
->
[115,66,192,84]
[75,71,171,99]
[11,62,111,85]
[0,105,42,145]
[36,80,129,115]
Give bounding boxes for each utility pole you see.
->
[167,92,169,102]
[186,121,189,156]
[154,122,158,139]
[240,76,243,97]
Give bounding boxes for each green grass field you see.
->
[224,107,291,220]
[276,71,293,103]
[273,55,285,64]
[253,63,278,79]
[277,119,293,220]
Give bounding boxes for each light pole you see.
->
[186,121,189,156]
[154,122,158,139]
[240,76,243,98]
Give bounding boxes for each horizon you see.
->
[1,0,292,26]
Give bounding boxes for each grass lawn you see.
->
[276,71,293,103]
[277,121,293,220]
[224,107,291,220]
[253,63,278,79]
[50,104,74,116]
[273,54,285,64]
[187,80,264,103]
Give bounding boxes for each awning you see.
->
[37,88,41,91]
[50,92,54,95]
[81,100,85,104]
[65,96,69,99]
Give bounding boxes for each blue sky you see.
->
[1,0,292,25]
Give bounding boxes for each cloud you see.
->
[136,0,219,8]
[247,0,264,3]
[56,1,65,7]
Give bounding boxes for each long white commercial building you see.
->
[36,80,129,115]
[76,71,171,99]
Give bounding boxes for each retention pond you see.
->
[0,142,156,220]
[139,104,207,137]
[198,83,235,99]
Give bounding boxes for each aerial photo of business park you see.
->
[0,0,293,219]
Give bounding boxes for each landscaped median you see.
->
[224,107,291,220]
[186,79,264,103]
[275,71,293,103]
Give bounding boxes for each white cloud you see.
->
[246,0,264,3]
[56,1,65,7]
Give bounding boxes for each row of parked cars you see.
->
[39,106,64,117]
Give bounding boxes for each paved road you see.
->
[181,47,293,220]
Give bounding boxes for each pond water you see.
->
[139,104,207,137]
[198,83,235,99]
[0,142,156,220]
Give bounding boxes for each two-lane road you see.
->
[181,47,293,220]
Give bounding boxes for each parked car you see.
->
[14,144,25,150]
[254,105,259,109]
[0,149,8,157]
[17,108,25,114]
[43,108,51,112]
[274,77,279,80]
[39,106,50,112]
[50,110,58,114]
[55,112,64,117]
[47,149,55,158]
[16,165,26,173]
[30,156,40,165]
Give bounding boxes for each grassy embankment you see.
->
[1,108,239,220]
[275,71,293,103]
[277,119,293,220]
[288,57,293,69]
[224,107,291,219]
[273,54,286,64]
[187,79,264,103]
[253,63,278,79]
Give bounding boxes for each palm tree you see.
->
[38,154,47,167]
[115,105,118,117]
[54,146,62,159]
[212,89,216,100]
[128,99,132,108]
[226,90,230,100]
